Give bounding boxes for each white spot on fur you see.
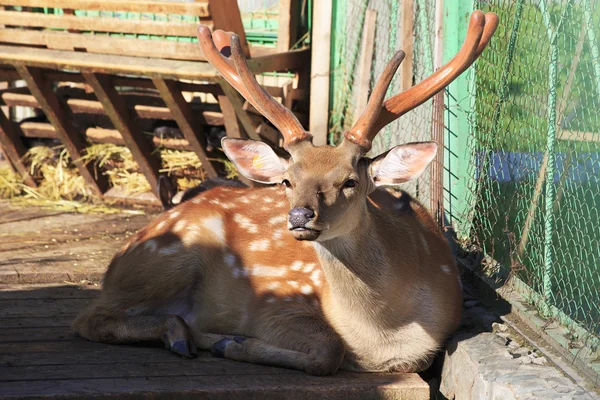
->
[169,211,180,219]
[310,270,322,286]
[249,239,270,251]
[269,215,287,225]
[441,265,452,274]
[272,230,284,240]
[239,197,250,204]
[277,201,287,208]
[209,199,222,206]
[287,280,299,288]
[234,213,258,233]
[144,240,158,252]
[266,282,281,290]
[266,297,276,303]
[250,265,286,277]
[221,202,235,210]
[159,242,182,256]
[173,220,187,233]
[300,285,313,295]
[192,198,202,204]
[290,261,303,271]
[263,197,274,203]
[302,263,316,273]
[156,220,167,230]
[202,216,224,243]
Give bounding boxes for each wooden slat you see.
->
[209,0,250,57]
[0,45,307,80]
[152,78,220,178]
[83,72,162,197]
[1,91,225,126]
[219,81,260,141]
[0,108,36,187]
[0,29,206,61]
[20,123,195,151]
[277,0,300,52]
[0,10,212,37]
[0,0,210,16]
[15,65,107,196]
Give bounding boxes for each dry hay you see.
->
[0,142,238,211]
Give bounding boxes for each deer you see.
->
[72,11,498,376]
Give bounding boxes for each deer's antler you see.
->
[197,26,311,151]
[344,11,499,152]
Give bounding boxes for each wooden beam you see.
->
[309,0,332,145]
[0,0,210,16]
[0,108,36,187]
[0,11,210,38]
[218,82,261,141]
[83,72,162,197]
[152,78,221,178]
[208,0,250,58]
[401,0,414,92]
[16,65,107,196]
[277,0,300,52]
[354,9,377,123]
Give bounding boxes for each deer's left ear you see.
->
[369,142,438,185]
[222,138,289,184]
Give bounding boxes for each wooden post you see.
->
[401,0,414,92]
[83,72,162,197]
[309,0,332,145]
[430,0,444,225]
[0,107,36,187]
[354,9,377,123]
[277,0,300,52]
[152,78,221,178]
[16,65,107,196]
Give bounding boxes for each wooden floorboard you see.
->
[0,203,429,399]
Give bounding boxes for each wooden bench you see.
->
[0,0,310,199]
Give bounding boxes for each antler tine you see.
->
[229,35,311,148]
[197,26,311,150]
[344,51,405,151]
[369,11,498,136]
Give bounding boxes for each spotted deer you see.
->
[72,11,498,375]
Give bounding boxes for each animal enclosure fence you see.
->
[330,0,599,376]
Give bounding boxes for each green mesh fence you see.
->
[330,0,599,368]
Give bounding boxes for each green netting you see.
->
[330,0,599,359]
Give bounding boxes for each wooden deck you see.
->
[0,201,429,399]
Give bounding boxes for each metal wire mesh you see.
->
[330,0,599,354]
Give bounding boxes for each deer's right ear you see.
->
[221,138,289,184]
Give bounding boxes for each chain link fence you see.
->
[330,0,599,370]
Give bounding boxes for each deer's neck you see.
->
[312,209,394,310]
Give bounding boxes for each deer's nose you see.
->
[288,207,315,227]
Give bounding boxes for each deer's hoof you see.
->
[211,338,233,358]
[170,339,198,359]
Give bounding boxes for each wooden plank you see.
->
[208,0,250,58]
[0,0,210,16]
[152,78,220,178]
[0,45,308,80]
[0,107,36,187]
[218,82,260,141]
[0,10,210,37]
[401,0,414,92]
[19,123,196,151]
[83,72,162,197]
[0,29,207,62]
[15,66,107,196]
[0,316,76,329]
[0,284,98,299]
[558,130,600,143]
[0,371,428,399]
[354,9,377,122]
[309,0,332,145]
[1,91,225,125]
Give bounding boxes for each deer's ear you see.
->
[221,138,288,184]
[369,142,438,185]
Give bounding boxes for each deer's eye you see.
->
[282,179,292,188]
[343,179,357,188]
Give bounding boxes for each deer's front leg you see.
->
[208,316,345,376]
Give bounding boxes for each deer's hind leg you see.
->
[72,297,198,358]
